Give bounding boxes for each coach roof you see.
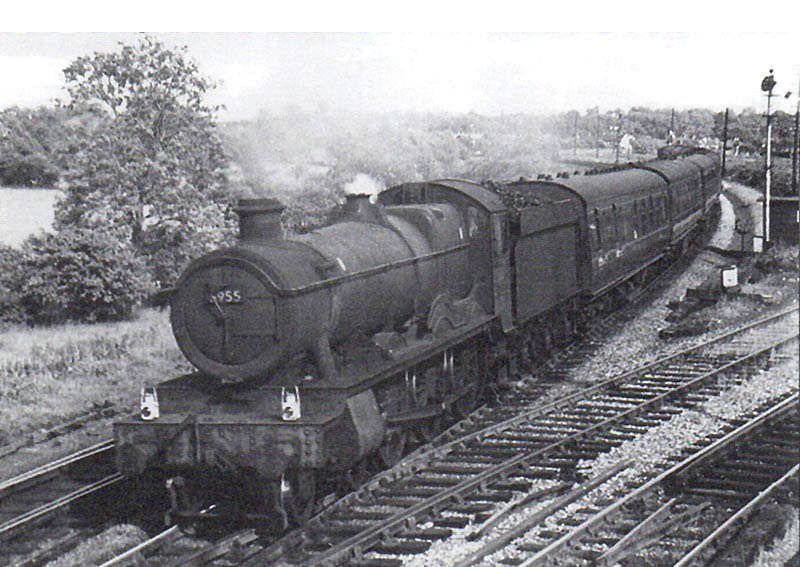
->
[548,167,668,209]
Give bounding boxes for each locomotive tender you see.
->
[114,151,720,525]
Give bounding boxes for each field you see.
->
[0,187,62,247]
[0,308,186,447]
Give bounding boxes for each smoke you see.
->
[343,173,381,197]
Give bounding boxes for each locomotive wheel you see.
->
[283,468,317,525]
[379,427,408,467]
[413,369,442,442]
[453,349,480,418]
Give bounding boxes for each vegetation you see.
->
[55,35,235,285]
[15,229,153,324]
[0,106,66,186]
[0,309,185,445]
[724,155,796,197]
[0,35,236,325]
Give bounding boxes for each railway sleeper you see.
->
[410,476,464,488]
[571,439,616,452]
[489,432,568,443]
[682,487,753,503]
[595,431,637,442]
[465,489,515,502]
[612,423,650,434]
[617,385,677,395]
[370,539,431,555]
[591,398,648,408]
[476,442,548,454]
[722,459,798,474]
[447,502,494,515]
[516,540,548,553]
[649,407,683,417]
[515,424,586,435]
[433,515,472,528]
[690,477,786,494]
[372,486,440,499]
[490,479,531,492]
[452,447,520,459]
[757,436,800,449]
[422,464,489,476]
[703,468,786,484]
[725,453,798,468]
[398,527,453,540]
[372,496,427,508]
[511,463,563,477]
[323,523,369,538]
[441,454,508,465]
[349,558,404,567]
[541,449,601,461]
[534,527,571,540]
[332,510,391,522]
[564,406,622,416]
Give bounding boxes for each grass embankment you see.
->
[0,309,187,445]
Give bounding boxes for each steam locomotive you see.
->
[114,150,720,526]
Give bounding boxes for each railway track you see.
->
[470,392,798,567]
[241,307,797,567]
[0,439,120,566]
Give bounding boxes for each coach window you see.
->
[627,202,635,239]
[593,208,602,249]
[467,207,480,238]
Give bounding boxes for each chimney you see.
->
[344,193,384,224]
[235,198,285,241]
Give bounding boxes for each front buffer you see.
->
[114,377,384,526]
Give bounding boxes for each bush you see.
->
[0,245,31,325]
[13,229,154,324]
[726,157,796,197]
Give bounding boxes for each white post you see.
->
[766,120,772,242]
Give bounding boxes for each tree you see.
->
[55,35,234,284]
[0,107,65,186]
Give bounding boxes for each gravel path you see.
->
[708,193,736,249]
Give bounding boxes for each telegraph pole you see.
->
[596,112,600,159]
[574,112,579,156]
[793,71,799,194]
[761,69,777,243]
[669,108,675,143]
[721,108,729,177]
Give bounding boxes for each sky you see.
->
[0,31,799,121]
